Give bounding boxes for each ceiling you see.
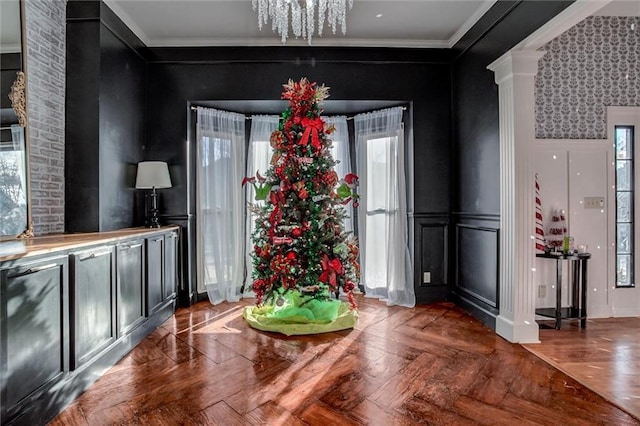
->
[102,0,499,48]
[0,0,636,53]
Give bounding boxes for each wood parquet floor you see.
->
[524,317,640,422]
[50,296,639,425]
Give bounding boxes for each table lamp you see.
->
[135,161,172,228]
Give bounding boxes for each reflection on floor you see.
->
[50,296,637,425]
[524,317,640,421]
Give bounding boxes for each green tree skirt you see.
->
[243,294,358,336]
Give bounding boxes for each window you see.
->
[0,126,27,236]
[325,116,352,233]
[199,135,236,284]
[615,125,635,288]
[196,106,412,305]
[244,115,279,292]
[364,135,401,284]
[195,107,246,303]
[354,106,415,307]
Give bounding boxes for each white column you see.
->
[488,50,545,343]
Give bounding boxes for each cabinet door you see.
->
[71,246,116,369]
[0,256,68,423]
[164,231,178,301]
[116,240,145,336]
[146,236,164,316]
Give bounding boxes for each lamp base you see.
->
[148,213,161,228]
[146,188,161,228]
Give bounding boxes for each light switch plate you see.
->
[584,197,604,209]
[538,285,546,298]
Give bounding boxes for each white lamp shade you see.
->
[135,161,172,189]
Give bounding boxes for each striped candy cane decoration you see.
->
[535,174,545,253]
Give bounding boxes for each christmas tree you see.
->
[242,78,360,334]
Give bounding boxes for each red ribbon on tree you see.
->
[268,190,286,239]
[319,255,344,289]
[300,117,324,151]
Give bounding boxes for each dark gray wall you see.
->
[145,47,453,215]
[61,0,576,315]
[451,1,574,325]
[65,1,146,233]
[98,23,146,230]
[144,47,453,304]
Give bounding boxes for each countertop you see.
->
[0,226,179,263]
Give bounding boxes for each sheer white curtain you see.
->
[354,107,415,307]
[196,107,246,304]
[325,116,354,234]
[243,115,279,296]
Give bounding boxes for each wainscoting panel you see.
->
[456,223,499,307]
[452,215,500,328]
[414,215,450,304]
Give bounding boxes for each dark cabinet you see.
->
[116,239,145,335]
[146,235,164,316]
[146,231,179,316]
[0,227,179,425]
[70,246,116,369]
[164,231,178,301]
[0,255,69,424]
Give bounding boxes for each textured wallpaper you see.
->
[535,16,639,139]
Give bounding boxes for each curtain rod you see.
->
[190,105,406,121]
[190,105,252,120]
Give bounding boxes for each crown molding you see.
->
[447,0,497,48]
[514,0,615,51]
[102,0,151,46]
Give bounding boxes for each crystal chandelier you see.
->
[252,0,354,45]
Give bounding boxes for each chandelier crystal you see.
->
[252,0,354,45]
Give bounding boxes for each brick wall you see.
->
[24,0,66,234]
